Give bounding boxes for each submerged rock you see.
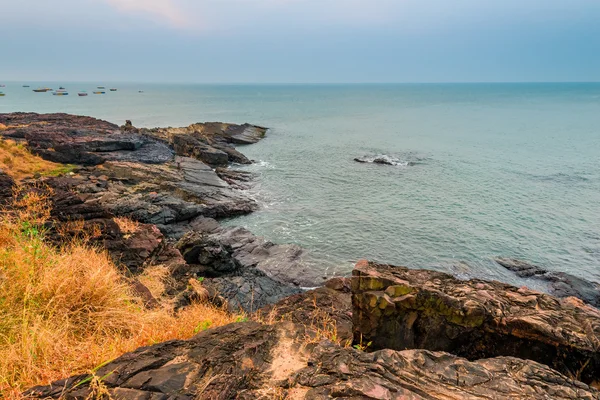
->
[352,260,600,385]
[26,321,600,399]
[496,257,600,307]
[354,154,413,166]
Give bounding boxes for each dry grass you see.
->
[0,191,241,399]
[0,139,75,181]
[112,216,141,236]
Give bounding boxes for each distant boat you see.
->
[138,90,144,93]
[22,85,30,88]
[0,92,5,97]
[110,88,117,91]
[59,86,66,90]
[93,91,106,94]
[53,89,69,96]
[78,91,88,97]
[97,86,105,89]
[0,84,5,87]
[33,87,51,92]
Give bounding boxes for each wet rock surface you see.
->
[496,257,600,307]
[352,260,600,385]
[26,321,600,400]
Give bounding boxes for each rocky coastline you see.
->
[2,112,600,399]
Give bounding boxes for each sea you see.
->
[2,82,599,288]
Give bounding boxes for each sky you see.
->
[1,0,600,83]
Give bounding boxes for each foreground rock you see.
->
[353,260,600,385]
[258,277,353,344]
[496,257,600,307]
[26,321,599,400]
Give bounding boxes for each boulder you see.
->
[352,260,600,385]
[496,257,600,307]
[26,322,600,400]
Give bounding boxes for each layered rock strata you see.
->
[352,260,600,385]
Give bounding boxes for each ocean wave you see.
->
[254,160,275,169]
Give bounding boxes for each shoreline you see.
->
[2,112,600,398]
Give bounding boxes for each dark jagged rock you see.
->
[174,226,318,312]
[171,134,229,167]
[0,169,15,203]
[352,260,600,385]
[202,270,302,313]
[496,257,600,307]
[26,322,600,400]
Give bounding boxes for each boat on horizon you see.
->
[33,87,52,92]
[110,88,117,91]
[59,86,66,90]
[97,86,105,89]
[53,89,69,96]
[0,92,5,97]
[78,91,88,96]
[0,84,5,88]
[93,91,106,94]
[22,85,30,88]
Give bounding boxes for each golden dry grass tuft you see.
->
[0,139,75,181]
[0,191,241,399]
[113,216,141,235]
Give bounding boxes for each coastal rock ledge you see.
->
[352,260,600,385]
[26,321,599,400]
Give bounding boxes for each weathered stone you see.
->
[352,260,600,385]
[496,257,600,307]
[25,322,600,400]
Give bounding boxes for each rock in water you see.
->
[354,154,411,166]
[495,257,600,307]
[25,321,600,399]
[352,260,600,384]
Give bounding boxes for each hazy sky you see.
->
[2,0,600,83]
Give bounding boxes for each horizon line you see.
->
[2,80,600,85]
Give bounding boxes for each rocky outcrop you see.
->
[26,321,600,400]
[170,219,326,312]
[147,121,267,166]
[352,260,600,385]
[496,257,600,307]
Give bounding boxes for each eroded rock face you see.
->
[25,322,600,400]
[352,260,600,385]
[495,257,600,307]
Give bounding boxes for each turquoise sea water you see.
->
[1,82,599,286]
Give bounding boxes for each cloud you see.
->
[104,0,189,27]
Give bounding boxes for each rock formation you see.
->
[352,260,600,385]
[495,257,600,307]
[26,321,600,399]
